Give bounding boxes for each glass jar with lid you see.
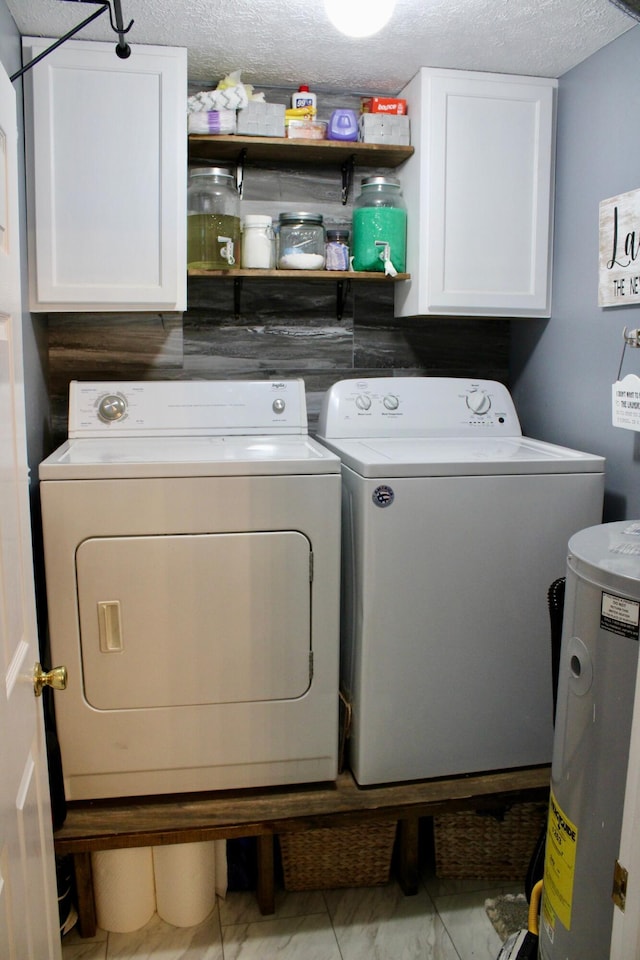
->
[187,166,241,270]
[325,229,350,271]
[241,215,275,269]
[277,212,325,270]
[351,176,407,274]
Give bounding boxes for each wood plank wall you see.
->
[45,86,509,447]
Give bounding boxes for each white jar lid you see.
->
[242,215,272,228]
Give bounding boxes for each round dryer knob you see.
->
[98,394,127,422]
[272,398,286,414]
[355,394,372,411]
[466,390,492,415]
[383,394,399,410]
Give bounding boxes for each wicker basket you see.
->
[279,820,398,891]
[433,802,548,881]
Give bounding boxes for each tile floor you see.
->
[60,857,522,960]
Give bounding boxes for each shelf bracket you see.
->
[11,1,133,83]
[234,277,243,320]
[336,278,351,321]
[235,148,248,199]
[341,155,356,205]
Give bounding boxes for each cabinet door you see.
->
[23,38,186,312]
[395,69,556,318]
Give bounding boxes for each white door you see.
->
[610,650,640,959]
[76,531,312,709]
[0,61,62,959]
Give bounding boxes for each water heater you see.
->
[540,521,640,959]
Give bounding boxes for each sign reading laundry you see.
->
[599,188,640,306]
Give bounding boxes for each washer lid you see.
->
[318,435,605,477]
[39,435,340,479]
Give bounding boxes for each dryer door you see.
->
[76,531,312,709]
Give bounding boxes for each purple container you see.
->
[327,109,358,142]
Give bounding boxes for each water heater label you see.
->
[601,592,640,640]
[543,790,578,932]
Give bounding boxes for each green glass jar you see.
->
[351,176,407,274]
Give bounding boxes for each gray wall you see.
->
[511,24,640,522]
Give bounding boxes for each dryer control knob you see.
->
[272,398,286,414]
[98,394,127,422]
[355,394,372,411]
[383,394,399,410]
[466,390,491,415]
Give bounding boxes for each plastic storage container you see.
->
[187,167,241,270]
[325,230,350,271]
[241,215,275,268]
[351,176,407,274]
[278,213,326,270]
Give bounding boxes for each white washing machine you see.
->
[39,379,341,800]
[316,376,605,786]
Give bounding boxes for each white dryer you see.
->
[39,379,341,800]
[317,377,605,786]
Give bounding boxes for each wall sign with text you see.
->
[612,374,640,432]
[599,188,640,307]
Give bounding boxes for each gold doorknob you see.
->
[33,662,67,697]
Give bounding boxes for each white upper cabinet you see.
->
[395,68,557,318]
[23,39,187,312]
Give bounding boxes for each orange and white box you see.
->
[361,97,407,115]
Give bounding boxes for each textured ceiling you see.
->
[6,0,637,93]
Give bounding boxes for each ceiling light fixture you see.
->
[324,0,397,38]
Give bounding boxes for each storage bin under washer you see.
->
[316,377,605,786]
[39,379,341,800]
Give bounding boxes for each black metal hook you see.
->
[11,0,134,82]
[108,0,134,58]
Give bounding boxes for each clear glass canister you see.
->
[187,166,241,270]
[241,215,275,268]
[351,176,407,274]
[277,212,326,270]
[325,229,350,271]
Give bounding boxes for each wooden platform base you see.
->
[54,766,550,938]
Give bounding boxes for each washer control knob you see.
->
[272,398,286,414]
[383,394,399,410]
[98,394,127,423]
[466,390,492,415]
[355,394,372,411]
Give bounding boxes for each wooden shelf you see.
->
[188,135,414,168]
[54,765,550,937]
[54,767,550,853]
[187,269,409,318]
[188,269,409,280]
